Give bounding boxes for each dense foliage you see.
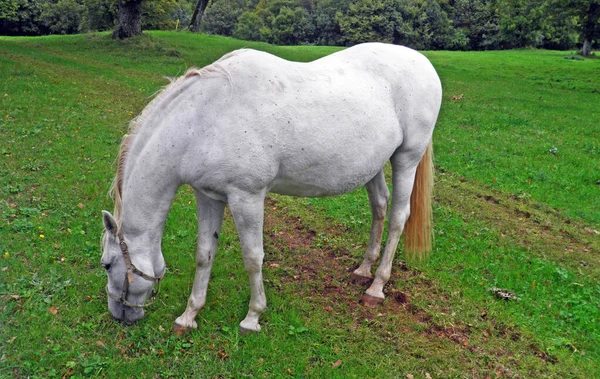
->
[0,0,598,51]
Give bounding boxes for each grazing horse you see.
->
[101,43,442,332]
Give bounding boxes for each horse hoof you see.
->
[350,272,373,286]
[239,325,261,335]
[359,293,384,308]
[172,323,192,335]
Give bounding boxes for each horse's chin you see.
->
[108,299,145,325]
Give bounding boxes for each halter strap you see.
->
[106,231,164,309]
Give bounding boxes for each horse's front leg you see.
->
[228,191,267,333]
[174,192,225,332]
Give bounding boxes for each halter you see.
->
[106,231,164,308]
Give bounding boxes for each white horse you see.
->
[101,43,442,333]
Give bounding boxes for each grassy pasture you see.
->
[1,32,599,377]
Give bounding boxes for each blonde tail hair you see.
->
[404,141,434,259]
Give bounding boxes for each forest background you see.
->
[1,0,599,54]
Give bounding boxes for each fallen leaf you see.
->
[61,368,73,379]
[268,263,280,268]
[77,203,85,209]
[426,373,432,379]
[49,306,59,315]
[10,294,20,300]
[218,350,230,360]
[406,374,414,379]
[8,336,16,343]
[331,359,342,368]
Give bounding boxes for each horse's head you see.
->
[101,211,164,325]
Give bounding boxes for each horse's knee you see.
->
[242,250,263,273]
[195,247,214,268]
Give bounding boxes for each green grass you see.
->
[1,32,599,377]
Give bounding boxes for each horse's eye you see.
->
[103,263,111,272]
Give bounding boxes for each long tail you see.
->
[404,141,434,259]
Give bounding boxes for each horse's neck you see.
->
[119,151,180,250]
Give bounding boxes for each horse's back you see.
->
[176,44,441,198]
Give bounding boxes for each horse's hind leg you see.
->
[228,191,267,333]
[362,152,420,306]
[174,192,225,332]
[352,170,389,283]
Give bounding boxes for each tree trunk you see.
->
[189,0,210,33]
[580,1,599,57]
[582,38,592,56]
[112,0,143,39]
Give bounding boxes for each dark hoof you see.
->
[172,323,192,335]
[239,326,260,335]
[359,293,384,308]
[350,272,373,286]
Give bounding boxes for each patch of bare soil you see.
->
[263,197,480,356]
[260,190,566,375]
[262,197,410,321]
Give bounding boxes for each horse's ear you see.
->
[102,210,118,237]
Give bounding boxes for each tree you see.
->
[202,0,247,36]
[545,0,599,55]
[270,5,313,44]
[233,10,263,40]
[0,0,46,36]
[82,0,117,32]
[577,0,600,55]
[40,0,86,34]
[189,0,210,32]
[142,0,179,30]
[233,0,314,44]
[452,0,501,50]
[401,0,453,49]
[335,0,403,46]
[0,0,18,20]
[112,0,143,39]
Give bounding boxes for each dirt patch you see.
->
[260,192,566,374]
[262,196,412,320]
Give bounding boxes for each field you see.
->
[1,32,599,377]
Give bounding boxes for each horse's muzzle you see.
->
[108,298,144,325]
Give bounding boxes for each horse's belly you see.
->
[270,148,393,197]
[270,172,376,197]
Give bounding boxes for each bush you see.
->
[81,0,115,32]
[335,0,401,46]
[0,0,46,36]
[202,0,246,36]
[41,0,86,34]
[233,10,263,41]
[270,5,313,44]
